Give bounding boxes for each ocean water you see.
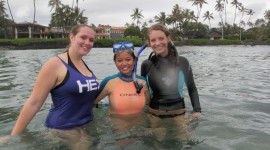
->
[0,45,269,150]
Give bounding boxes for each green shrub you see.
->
[0,38,69,46]
[10,38,38,46]
[94,39,114,47]
[185,39,209,45]
[266,38,270,44]
[213,39,240,45]
[115,37,144,47]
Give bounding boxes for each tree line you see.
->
[0,0,87,38]
[1,0,270,42]
[127,0,270,42]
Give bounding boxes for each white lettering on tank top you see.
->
[77,79,98,93]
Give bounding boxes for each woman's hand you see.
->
[0,135,11,145]
[190,112,201,121]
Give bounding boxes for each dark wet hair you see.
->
[147,24,176,63]
[64,24,93,52]
[113,48,137,62]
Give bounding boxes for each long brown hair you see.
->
[147,24,176,63]
[64,24,92,53]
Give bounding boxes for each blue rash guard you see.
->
[44,56,99,129]
[141,54,201,112]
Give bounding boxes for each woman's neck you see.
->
[68,49,82,62]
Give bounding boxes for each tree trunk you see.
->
[6,0,14,22]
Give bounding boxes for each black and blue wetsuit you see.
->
[141,53,201,113]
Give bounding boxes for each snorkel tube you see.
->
[132,43,148,94]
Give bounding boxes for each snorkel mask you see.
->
[113,42,134,53]
[113,42,148,94]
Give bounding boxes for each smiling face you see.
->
[148,30,171,57]
[114,51,136,76]
[69,26,94,56]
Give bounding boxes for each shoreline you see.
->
[0,40,269,50]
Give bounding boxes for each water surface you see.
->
[0,45,269,150]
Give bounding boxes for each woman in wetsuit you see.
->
[94,42,150,115]
[94,43,151,145]
[141,24,201,120]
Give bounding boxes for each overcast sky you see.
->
[4,0,270,28]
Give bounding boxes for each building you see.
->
[209,32,222,40]
[9,22,127,40]
[10,21,49,39]
[94,25,127,39]
[50,27,70,38]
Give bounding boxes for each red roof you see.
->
[95,33,109,36]
[111,27,127,30]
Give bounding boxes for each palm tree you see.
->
[188,0,208,27]
[203,11,214,30]
[0,0,8,17]
[6,0,14,22]
[0,0,9,38]
[148,19,153,26]
[154,12,167,26]
[48,0,62,12]
[131,8,144,27]
[222,0,228,24]
[247,21,253,28]
[169,4,180,28]
[264,10,270,23]
[125,22,130,27]
[75,0,84,9]
[48,0,62,31]
[247,9,255,23]
[231,0,240,25]
[72,7,87,25]
[32,0,36,37]
[33,0,36,24]
[215,0,224,39]
[254,18,265,27]
[237,3,248,42]
[178,9,196,36]
[239,20,245,41]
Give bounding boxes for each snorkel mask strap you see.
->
[132,43,148,94]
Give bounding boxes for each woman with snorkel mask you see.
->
[94,42,150,115]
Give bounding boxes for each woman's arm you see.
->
[11,58,60,136]
[143,83,151,105]
[180,56,201,113]
[94,78,110,104]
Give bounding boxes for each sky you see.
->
[4,0,270,28]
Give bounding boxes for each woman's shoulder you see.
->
[178,55,189,62]
[40,54,67,75]
[136,75,146,81]
[141,59,152,66]
[44,55,64,68]
[101,74,118,83]
[141,59,153,70]
[177,55,190,65]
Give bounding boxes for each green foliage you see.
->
[115,37,144,46]
[124,26,142,38]
[212,39,240,45]
[185,39,209,45]
[94,39,114,47]
[0,38,69,46]
[8,38,39,46]
[266,38,270,44]
[184,39,242,45]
